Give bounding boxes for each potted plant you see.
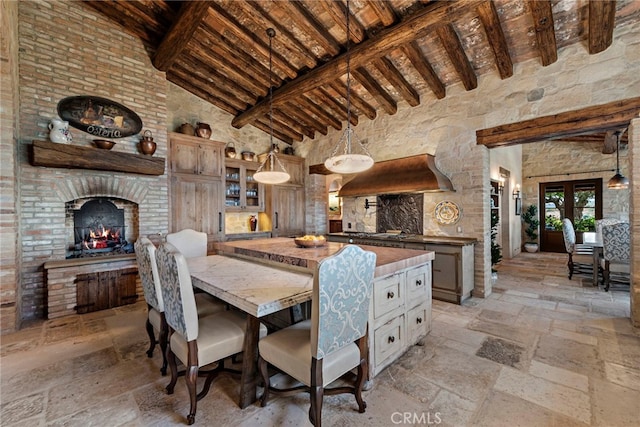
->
[522,204,540,253]
[491,210,502,281]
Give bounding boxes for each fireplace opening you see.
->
[67,198,135,259]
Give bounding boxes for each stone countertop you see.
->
[328,232,478,246]
[217,237,434,278]
[187,255,313,318]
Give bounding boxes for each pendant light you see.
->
[607,130,629,189]
[324,0,374,175]
[254,28,290,185]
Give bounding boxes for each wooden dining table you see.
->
[187,254,314,409]
[582,232,602,286]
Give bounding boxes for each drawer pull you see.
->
[388,336,395,343]
[416,279,422,286]
[416,317,423,324]
[387,291,395,299]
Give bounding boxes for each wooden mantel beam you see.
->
[476,97,640,148]
[152,1,212,71]
[232,0,483,129]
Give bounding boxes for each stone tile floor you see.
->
[1,252,638,426]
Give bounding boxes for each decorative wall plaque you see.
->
[434,200,461,225]
[57,96,142,138]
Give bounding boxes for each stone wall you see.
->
[16,1,168,321]
[1,0,20,332]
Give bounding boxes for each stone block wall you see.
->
[16,1,168,321]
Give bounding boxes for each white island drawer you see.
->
[407,304,429,345]
[373,273,403,319]
[406,263,430,305]
[373,315,404,369]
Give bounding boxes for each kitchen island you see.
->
[217,237,435,377]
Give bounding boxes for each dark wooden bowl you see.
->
[93,139,116,150]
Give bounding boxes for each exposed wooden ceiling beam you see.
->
[589,0,617,54]
[232,0,483,128]
[281,1,341,57]
[528,0,558,66]
[320,0,365,43]
[207,3,298,80]
[477,1,513,79]
[152,1,212,71]
[272,108,316,140]
[166,74,238,116]
[241,0,318,70]
[328,81,377,121]
[314,87,359,126]
[299,96,343,131]
[373,56,420,107]
[282,102,328,136]
[352,67,398,115]
[476,97,640,148]
[401,41,445,100]
[437,23,477,91]
[253,117,299,143]
[367,0,397,26]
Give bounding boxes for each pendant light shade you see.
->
[607,130,629,189]
[254,28,290,185]
[324,0,374,175]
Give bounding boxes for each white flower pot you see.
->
[524,243,539,253]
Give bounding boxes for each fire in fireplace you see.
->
[69,198,134,258]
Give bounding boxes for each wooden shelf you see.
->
[30,140,165,176]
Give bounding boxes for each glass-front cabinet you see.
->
[224,158,264,212]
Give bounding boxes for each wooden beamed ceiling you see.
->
[84,0,638,147]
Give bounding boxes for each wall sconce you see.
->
[512,184,521,200]
[497,178,504,195]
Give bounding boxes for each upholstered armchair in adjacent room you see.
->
[561,218,594,280]
[600,222,631,291]
[258,245,377,427]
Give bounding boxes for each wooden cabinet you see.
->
[405,242,474,304]
[224,158,264,211]
[76,267,138,314]
[259,154,305,237]
[169,133,226,246]
[170,132,224,177]
[369,263,431,377]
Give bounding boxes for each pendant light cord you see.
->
[615,131,621,173]
[345,0,352,153]
[268,27,275,171]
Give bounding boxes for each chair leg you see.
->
[258,355,270,407]
[354,358,368,413]
[159,314,169,376]
[145,310,156,358]
[166,331,178,395]
[603,261,611,292]
[567,254,574,279]
[186,341,199,425]
[309,358,323,427]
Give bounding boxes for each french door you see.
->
[539,179,602,253]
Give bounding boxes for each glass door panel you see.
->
[541,184,565,252]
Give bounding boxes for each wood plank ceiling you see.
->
[84,0,638,147]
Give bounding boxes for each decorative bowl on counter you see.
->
[93,139,116,150]
[294,235,327,248]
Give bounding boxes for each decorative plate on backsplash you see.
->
[434,201,461,225]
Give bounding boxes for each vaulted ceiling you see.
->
[84,0,638,146]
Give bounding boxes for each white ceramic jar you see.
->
[48,118,72,143]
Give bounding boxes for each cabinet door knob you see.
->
[416,317,423,324]
[387,291,394,299]
[388,336,395,343]
[416,279,422,286]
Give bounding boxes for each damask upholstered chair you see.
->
[258,245,377,427]
[135,237,169,375]
[595,218,627,243]
[166,228,208,259]
[156,242,267,425]
[600,222,630,291]
[562,218,593,280]
[135,237,226,376]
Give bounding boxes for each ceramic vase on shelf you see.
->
[249,215,257,232]
[195,122,212,139]
[48,118,72,144]
[138,129,157,156]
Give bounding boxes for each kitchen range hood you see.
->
[338,154,454,197]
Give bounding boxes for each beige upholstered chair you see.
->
[561,218,593,280]
[156,242,267,425]
[134,237,226,376]
[166,228,208,259]
[258,245,377,427]
[600,222,630,291]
